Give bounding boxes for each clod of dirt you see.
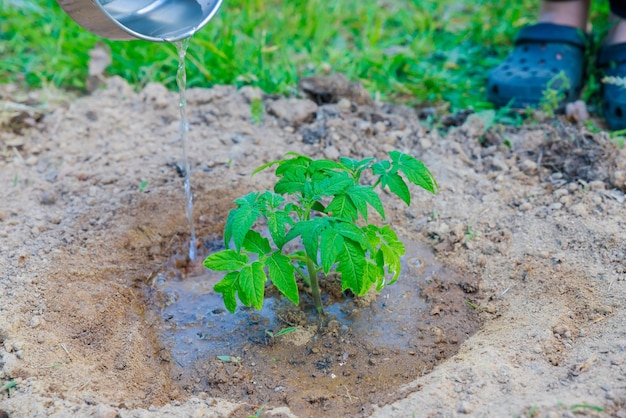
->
[300,73,373,105]
[267,97,318,126]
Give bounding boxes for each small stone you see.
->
[29,316,41,328]
[267,98,318,126]
[40,191,57,205]
[15,350,24,360]
[520,159,538,175]
[568,203,587,217]
[94,404,118,418]
[337,98,351,112]
[457,401,472,414]
[490,156,509,171]
[611,170,626,190]
[239,86,263,102]
[374,121,387,133]
[323,145,339,160]
[565,100,589,123]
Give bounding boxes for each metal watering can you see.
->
[56,0,223,42]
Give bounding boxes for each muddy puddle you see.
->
[143,237,481,417]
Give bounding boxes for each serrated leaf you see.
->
[275,156,311,176]
[313,172,353,197]
[389,151,438,193]
[284,218,329,260]
[381,244,402,285]
[275,169,307,195]
[308,159,345,173]
[214,271,239,313]
[242,230,271,255]
[364,260,384,291]
[382,172,410,205]
[238,262,266,310]
[326,194,358,220]
[371,160,391,175]
[260,190,285,208]
[204,250,249,271]
[337,239,367,295]
[227,193,261,251]
[379,225,405,256]
[223,208,236,248]
[320,228,345,274]
[333,221,368,248]
[340,156,374,173]
[265,252,298,305]
[266,211,291,249]
[346,185,385,222]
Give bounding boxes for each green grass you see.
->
[0,0,612,111]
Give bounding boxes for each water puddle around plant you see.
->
[146,238,481,416]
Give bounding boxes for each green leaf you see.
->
[313,172,353,197]
[381,244,402,285]
[204,250,249,271]
[223,208,236,248]
[333,221,369,248]
[326,194,358,220]
[266,210,292,248]
[275,156,311,176]
[340,157,374,173]
[214,271,240,313]
[382,172,410,205]
[285,218,329,259]
[252,158,285,176]
[260,190,285,208]
[320,228,345,274]
[337,239,367,295]
[230,193,262,251]
[238,262,266,310]
[389,151,438,193]
[265,252,299,305]
[274,169,307,195]
[371,160,391,175]
[310,201,326,213]
[346,185,385,222]
[364,260,384,291]
[217,355,241,363]
[242,230,272,255]
[308,159,345,173]
[379,225,406,256]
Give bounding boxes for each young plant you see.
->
[203,151,437,315]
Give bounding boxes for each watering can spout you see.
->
[56,0,223,42]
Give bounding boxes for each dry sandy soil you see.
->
[0,75,625,418]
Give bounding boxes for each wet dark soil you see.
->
[143,234,481,417]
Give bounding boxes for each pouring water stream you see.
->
[175,38,197,261]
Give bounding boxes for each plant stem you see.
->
[306,257,324,316]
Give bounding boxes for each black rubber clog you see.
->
[598,43,626,130]
[487,23,588,110]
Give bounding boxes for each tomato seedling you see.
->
[204,151,437,315]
